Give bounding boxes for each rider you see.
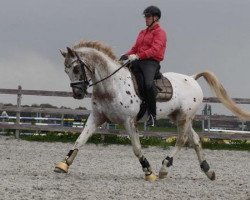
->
[120,5,167,126]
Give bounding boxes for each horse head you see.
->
[60,47,91,99]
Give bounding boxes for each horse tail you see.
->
[193,71,250,120]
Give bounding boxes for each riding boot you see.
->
[136,100,148,121]
[146,87,157,127]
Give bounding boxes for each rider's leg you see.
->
[139,59,160,126]
[130,61,145,99]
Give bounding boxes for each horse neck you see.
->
[92,59,134,95]
[79,48,117,80]
[94,57,119,81]
[79,48,135,95]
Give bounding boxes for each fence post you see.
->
[61,114,64,126]
[144,121,147,131]
[202,119,205,132]
[15,85,22,139]
[1,110,8,134]
[207,116,210,133]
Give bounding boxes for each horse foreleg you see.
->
[54,112,104,173]
[124,119,157,182]
[159,119,189,179]
[188,128,216,180]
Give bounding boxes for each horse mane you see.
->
[73,40,117,60]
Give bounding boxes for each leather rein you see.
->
[70,54,130,90]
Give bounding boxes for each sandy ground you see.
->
[0,136,249,200]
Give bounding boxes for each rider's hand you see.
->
[119,54,128,61]
[128,54,139,61]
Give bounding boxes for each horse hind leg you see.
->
[159,119,189,179]
[188,127,216,180]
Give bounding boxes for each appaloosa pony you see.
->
[54,40,250,181]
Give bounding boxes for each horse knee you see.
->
[189,129,201,146]
[133,147,142,158]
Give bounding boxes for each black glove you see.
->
[119,54,128,61]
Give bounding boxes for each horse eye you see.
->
[73,66,80,74]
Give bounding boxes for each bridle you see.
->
[68,53,130,94]
[68,54,91,91]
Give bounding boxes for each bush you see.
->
[20,132,250,151]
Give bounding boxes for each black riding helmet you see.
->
[143,5,161,19]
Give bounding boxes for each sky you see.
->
[0,0,250,114]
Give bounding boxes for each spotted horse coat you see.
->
[55,40,250,181]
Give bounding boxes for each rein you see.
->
[72,53,130,88]
[88,60,130,87]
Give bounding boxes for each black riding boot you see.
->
[146,87,157,127]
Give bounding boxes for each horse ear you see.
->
[59,49,67,58]
[67,47,75,57]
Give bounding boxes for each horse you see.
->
[54,40,250,181]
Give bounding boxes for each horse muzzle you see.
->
[70,82,87,99]
[72,88,85,99]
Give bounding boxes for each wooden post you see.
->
[201,109,205,132]
[144,121,147,131]
[61,114,64,126]
[202,120,205,132]
[208,116,210,133]
[1,111,6,134]
[241,120,245,131]
[15,85,22,139]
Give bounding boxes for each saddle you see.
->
[130,70,173,102]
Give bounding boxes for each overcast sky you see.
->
[0,0,250,114]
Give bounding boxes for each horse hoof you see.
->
[145,173,158,182]
[158,171,168,179]
[54,162,69,173]
[206,171,216,181]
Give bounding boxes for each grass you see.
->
[202,138,250,151]
[19,132,250,151]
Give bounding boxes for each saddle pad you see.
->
[131,72,173,102]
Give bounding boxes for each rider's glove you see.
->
[128,54,139,61]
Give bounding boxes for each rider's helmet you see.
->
[143,6,161,19]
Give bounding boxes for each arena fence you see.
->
[0,86,250,140]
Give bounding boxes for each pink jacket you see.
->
[126,24,167,62]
